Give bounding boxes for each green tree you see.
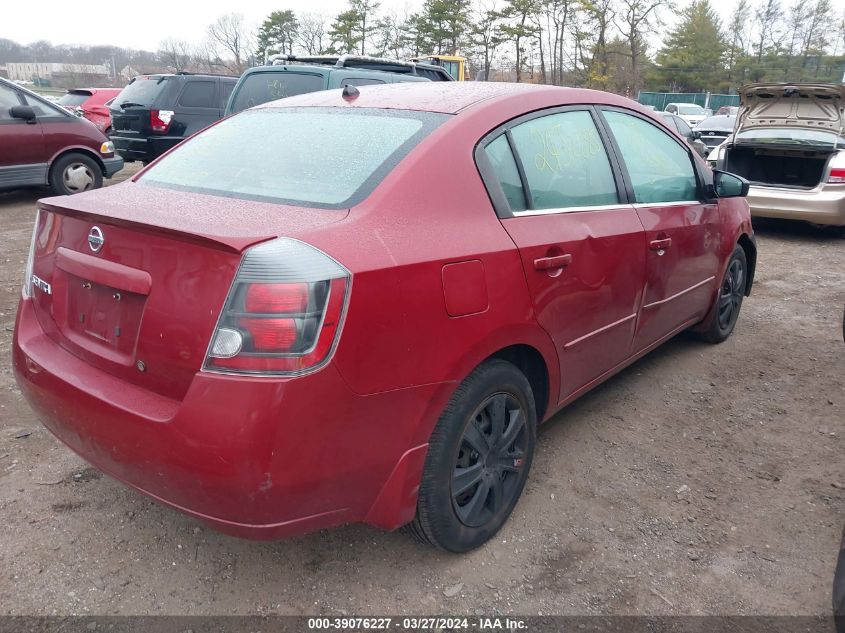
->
[256,10,299,60]
[415,0,473,55]
[329,0,381,55]
[653,0,727,91]
[470,5,506,80]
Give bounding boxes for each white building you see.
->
[6,62,109,82]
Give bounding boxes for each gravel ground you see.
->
[0,167,843,616]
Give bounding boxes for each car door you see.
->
[0,82,46,186]
[598,108,722,351]
[477,107,646,400]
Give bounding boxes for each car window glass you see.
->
[509,110,618,209]
[341,78,385,87]
[674,116,693,137]
[115,77,169,107]
[229,73,324,113]
[604,110,698,204]
[140,107,448,209]
[0,84,22,118]
[23,94,65,117]
[59,93,89,108]
[178,81,216,107]
[220,82,235,108]
[483,134,527,212]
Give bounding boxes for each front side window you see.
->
[0,84,22,119]
[508,110,619,210]
[603,110,698,204]
[140,107,448,208]
[22,93,68,118]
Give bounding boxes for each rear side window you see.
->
[220,81,235,108]
[508,110,619,209]
[115,77,168,107]
[140,107,448,208]
[229,73,324,113]
[603,110,698,204]
[483,135,526,211]
[59,92,90,108]
[341,77,385,87]
[178,81,216,107]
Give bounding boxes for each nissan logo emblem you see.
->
[88,226,104,253]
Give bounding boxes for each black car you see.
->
[110,73,237,163]
[694,114,737,150]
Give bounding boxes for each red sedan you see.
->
[13,82,755,552]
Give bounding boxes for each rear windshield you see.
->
[677,105,705,115]
[59,92,90,107]
[140,107,449,208]
[114,77,168,107]
[228,72,325,114]
[736,128,844,147]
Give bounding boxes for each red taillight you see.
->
[829,168,845,184]
[239,317,298,352]
[150,109,174,134]
[205,239,350,377]
[245,283,308,313]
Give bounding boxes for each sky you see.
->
[2,0,740,52]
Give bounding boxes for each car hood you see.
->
[737,83,845,135]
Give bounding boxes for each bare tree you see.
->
[297,13,329,54]
[157,38,192,72]
[207,13,253,73]
[615,0,668,94]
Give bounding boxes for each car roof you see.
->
[255,81,646,116]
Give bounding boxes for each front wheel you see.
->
[697,244,747,343]
[48,153,103,195]
[408,359,537,552]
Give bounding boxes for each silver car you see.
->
[711,83,845,227]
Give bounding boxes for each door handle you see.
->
[534,254,572,270]
[649,238,672,251]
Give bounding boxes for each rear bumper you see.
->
[102,156,124,179]
[111,135,182,163]
[13,297,439,539]
[748,183,845,226]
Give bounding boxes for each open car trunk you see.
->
[724,145,835,189]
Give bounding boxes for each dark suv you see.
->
[110,73,237,163]
[225,55,452,115]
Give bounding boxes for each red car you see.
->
[0,77,123,195]
[58,88,122,135]
[13,83,755,552]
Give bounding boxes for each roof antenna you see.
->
[342,84,360,101]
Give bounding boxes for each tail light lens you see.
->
[204,238,351,376]
[150,109,174,134]
[828,168,845,184]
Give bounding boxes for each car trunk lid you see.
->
[737,83,845,135]
[29,183,348,400]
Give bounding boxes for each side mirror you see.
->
[713,170,749,198]
[9,105,37,123]
[691,130,702,140]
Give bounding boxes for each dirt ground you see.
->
[0,166,843,616]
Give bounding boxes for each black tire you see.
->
[48,153,103,196]
[698,244,747,344]
[409,359,537,552]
